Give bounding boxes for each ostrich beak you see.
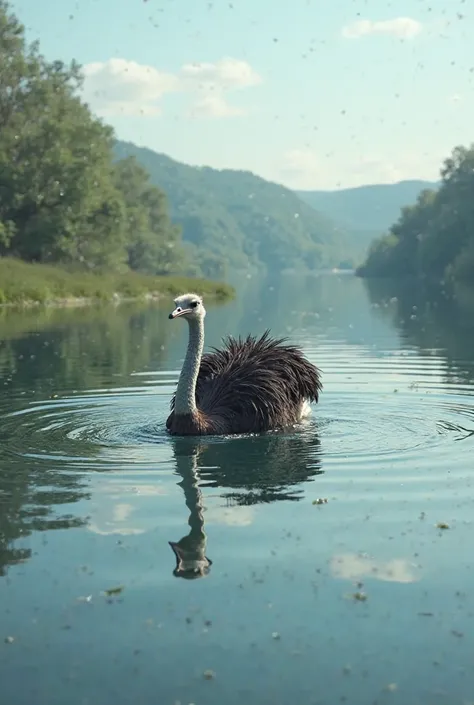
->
[169,307,192,319]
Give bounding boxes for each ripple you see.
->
[1,362,473,478]
[0,386,174,471]
[319,391,474,461]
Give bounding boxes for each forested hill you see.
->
[297,180,438,234]
[114,141,354,277]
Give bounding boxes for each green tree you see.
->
[113,157,185,274]
[0,1,191,276]
[357,143,474,286]
[0,1,128,268]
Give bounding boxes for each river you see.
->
[1,272,474,705]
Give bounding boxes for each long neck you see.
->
[174,318,204,415]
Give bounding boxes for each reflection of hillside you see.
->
[0,302,173,400]
[0,302,176,577]
[363,278,474,384]
[223,272,398,344]
[161,272,397,366]
[0,456,89,577]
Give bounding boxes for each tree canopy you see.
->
[0,1,184,275]
[357,144,474,285]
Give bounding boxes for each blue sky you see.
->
[10,0,473,189]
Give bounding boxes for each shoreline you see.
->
[0,259,235,310]
[0,291,183,310]
[0,290,232,310]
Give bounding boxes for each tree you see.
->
[113,157,185,275]
[0,1,186,275]
[0,2,128,268]
[357,143,474,286]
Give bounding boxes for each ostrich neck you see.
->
[174,318,204,415]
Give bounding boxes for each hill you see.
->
[297,180,439,235]
[114,141,353,277]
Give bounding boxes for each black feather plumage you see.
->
[167,330,322,435]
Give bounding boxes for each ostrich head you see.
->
[169,293,206,321]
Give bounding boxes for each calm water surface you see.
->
[1,273,474,705]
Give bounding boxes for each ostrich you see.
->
[166,293,322,436]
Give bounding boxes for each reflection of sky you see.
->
[331,553,420,584]
[87,479,255,536]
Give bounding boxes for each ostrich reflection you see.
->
[169,427,323,578]
[168,441,212,580]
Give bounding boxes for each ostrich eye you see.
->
[190,301,199,308]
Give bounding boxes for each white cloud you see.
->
[341,17,423,40]
[180,57,262,91]
[82,56,261,119]
[181,57,262,118]
[82,59,179,117]
[189,94,246,118]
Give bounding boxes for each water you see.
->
[1,273,474,705]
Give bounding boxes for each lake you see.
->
[1,272,474,705]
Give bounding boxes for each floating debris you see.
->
[203,669,216,680]
[272,631,281,640]
[77,595,92,603]
[436,522,450,530]
[352,591,367,602]
[312,498,328,505]
[4,636,14,644]
[103,585,124,596]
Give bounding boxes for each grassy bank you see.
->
[0,258,234,306]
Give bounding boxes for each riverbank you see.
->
[0,259,234,307]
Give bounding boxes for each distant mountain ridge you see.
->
[114,141,355,277]
[114,141,437,275]
[297,180,439,234]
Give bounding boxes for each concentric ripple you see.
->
[0,387,173,470]
[1,341,473,479]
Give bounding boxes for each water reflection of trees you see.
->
[0,303,172,399]
[363,277,474,385]
[169,431,323,578]
[0,302,175,577]
[0,456,90,577]
[223,271,385,346]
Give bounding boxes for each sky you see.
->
[9,0,474,190]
